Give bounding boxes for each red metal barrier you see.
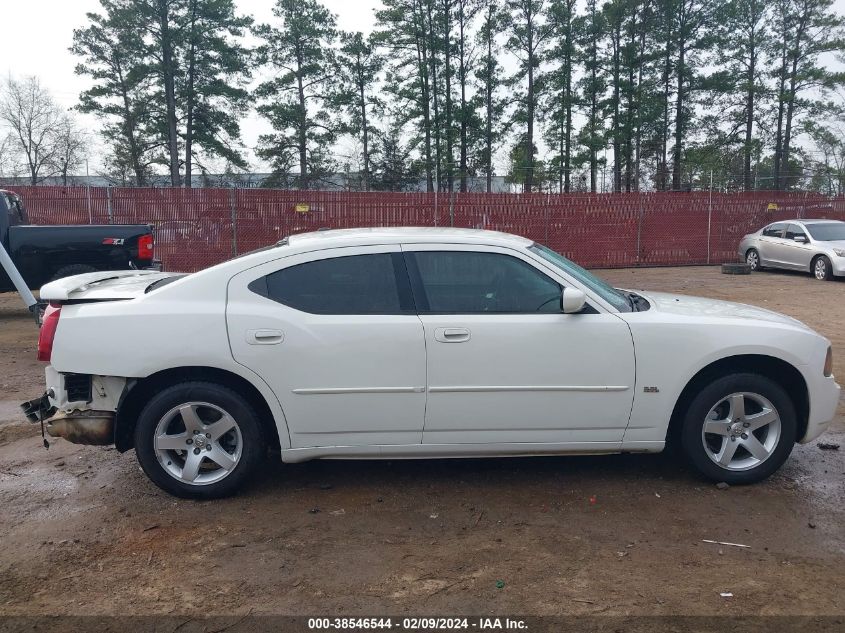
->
[10,186,845,273]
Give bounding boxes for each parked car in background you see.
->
[0,189,160,291]
[24,228,838,498]
[739,219,845,281]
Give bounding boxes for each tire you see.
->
[679,373,797,485]
[812,255,834,281]
[745,248,762,271]
[49,264,97,282]
[134,381,266,499]
[721,263,751,275]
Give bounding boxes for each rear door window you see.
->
[784,224,807,241]
[762,223,786,238]
[250,253,413,315]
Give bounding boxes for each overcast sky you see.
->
[2,0,844,176]
[0,0,383,174]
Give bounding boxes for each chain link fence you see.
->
[10,186,845,273]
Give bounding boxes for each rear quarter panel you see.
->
[48,273,292,448]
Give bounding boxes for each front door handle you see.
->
[246,329,284,345]
[434,327,471,343]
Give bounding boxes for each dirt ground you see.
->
[0,266,843,617]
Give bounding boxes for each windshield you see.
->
[805,222,845,242]
[528,243,631,312]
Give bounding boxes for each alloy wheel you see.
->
[701,392,781,471]
[814,258,828,280]
[746,251,758,270]
[153,401,243,485]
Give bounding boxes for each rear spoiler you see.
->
[39,270,164,302]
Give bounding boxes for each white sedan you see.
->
[25,228,840,498]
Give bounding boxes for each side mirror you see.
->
[794,235,808,243]
[562,287,587,314]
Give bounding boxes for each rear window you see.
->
[250,253,412,315]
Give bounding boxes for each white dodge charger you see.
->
[25,228,839,498]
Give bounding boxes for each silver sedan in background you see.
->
[739,219,845,281]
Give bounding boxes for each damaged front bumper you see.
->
[22,368,126,446]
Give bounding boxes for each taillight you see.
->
[37,303,62,362]
[824,346,833,377]
[138,233,154,260]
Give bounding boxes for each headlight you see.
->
[824,347,833,377]
[833,248,845,257]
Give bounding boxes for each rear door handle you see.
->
[434,327,471,343]
[246,329,284,345]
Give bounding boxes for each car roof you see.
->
[765,219,843,226]
[285,227,534,248]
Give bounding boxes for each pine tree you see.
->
[254,0,340,189]
[575,0,605,192]
[181,0,252,188]
[667,0,712,191]
[454,0,483,192]
[543,0,578,193]
[711,0,769,191]
[769,0,845,190]
[503,0,553,192]
[375,0,437,191]
[336,32,384,191]
[72,0,165,185]
[475,0,507,192]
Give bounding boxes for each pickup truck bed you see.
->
[0,190,160,291]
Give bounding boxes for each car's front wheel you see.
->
[745,248,761,271]
[813,255,834,281]
[680,373,796,484]
[134,381,266,498]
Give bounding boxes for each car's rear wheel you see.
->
[134,382,266,498]
[813,255,833,281]
[745,248,762,271]
[680,373,796,484]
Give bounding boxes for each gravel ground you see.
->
[0,266,842,617]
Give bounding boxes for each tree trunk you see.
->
[633,26,645,192]
[526,57,534,193]
[589,21,597,192]
[525,9,535,194]
[358,54,371,191]
[184,0,198,189]
[296,48,308,189]
[611,20,621,193]
[414,0,434,192]
[158,0,180,187]
[563,6,572,193]
[426,1,442,190]
[671,42,685,191]
[458,3,468,193]
[658,12,672,191]
[743,36,755,192]
[484,8,493,193]
[773,17,788,191]
[443,0,454,193]
[781,10,808,191]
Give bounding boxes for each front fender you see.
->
[621,318,829,444]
